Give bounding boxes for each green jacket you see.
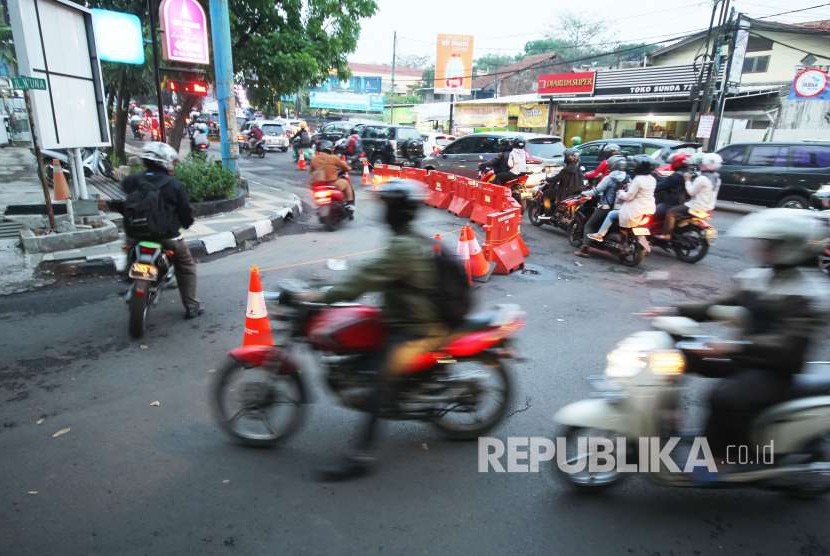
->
[322,232,441,335]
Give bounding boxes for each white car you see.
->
[238,120,289,152]
[421,132,456,156]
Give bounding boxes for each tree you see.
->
[231,0,378,109]
[473,53,516,74]
[523,12,611,64]
[0,3,14,71]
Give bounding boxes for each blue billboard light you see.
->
[92,9,145,65]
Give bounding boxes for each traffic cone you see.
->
[466,225,495,283]
[361,159,371,185]
[242,266,274,347]
[52,160,70,201]
[456,226,473,286]
[297,149,306,171]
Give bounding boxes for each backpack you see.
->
[299,130,311,148]
[123,177,175,240]
[430,238,472,328]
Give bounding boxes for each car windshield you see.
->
[261,124,284,136]
[527,139,565,159]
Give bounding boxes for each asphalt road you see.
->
[1,151,828,555]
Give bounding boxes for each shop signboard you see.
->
[537,72,595,96]
[517,103,548,128]
[788,67,830,100]
[455,104,508,128]
[594,64,706,97]
[309,91,385,112]
[434,34,474,95]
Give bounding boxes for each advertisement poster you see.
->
[434,34,474,95]
[455,104,507,128]
[160,0,210,65]
[537,72,596,96]
[517,104,549,128]
[788,67,830,100]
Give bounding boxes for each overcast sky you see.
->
[351,0,830,67]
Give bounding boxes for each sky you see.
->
[351,0,830,67]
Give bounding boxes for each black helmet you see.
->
[498,137,511,151]
[379,179,425,232]
[602,143,621,155]
[631,154,656,175]
[514,138,526,149]
[607,155,627,172]
[563,148,579,161]
[316,140,334,154]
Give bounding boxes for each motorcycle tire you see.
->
[818,246,829,277]
[212,356,307,448]
[618,241,646,267]
[552,426,628,491]
[258,148,266,159]
[672,226,709,264]
[784,432,830,499]
[431,359,513,441]
[567,219,585,248]
[128,288,149,339]
[323,211,342,232]
[527,201,543,227]
[101,158,116,181]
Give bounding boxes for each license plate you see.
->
[689,208,709,218]
[632,227,650,236]
[705,228,718,240]
[129,262,158,280]
[521,190,534,199]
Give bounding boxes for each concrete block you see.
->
[201,231,237,254]
[20,220,119,254]
[252,219,273,238]
[186,239,207,258]
[232,225,257,244]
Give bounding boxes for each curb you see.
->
[41,199,303,277]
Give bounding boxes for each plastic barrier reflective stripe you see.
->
[470,182,516,225]
[425,171,454,209]
[446,175,473,218]
[483,207,529,274]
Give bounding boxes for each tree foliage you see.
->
[473,54,516,74]
[231,0,378,109]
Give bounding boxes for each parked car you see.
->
[574,138,701,173]
[237,120,289,152]
[359,124,425,167]
[716,142,830,209]
[422,132,565,179]
[421,132,456,156]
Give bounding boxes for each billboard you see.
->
[537,72,595,96]
[316,75,382,94]
[92,9,145,65]
[434,34,474,95]
[308,91,385,112]
[789,67,830,100]
[160,0,210,65]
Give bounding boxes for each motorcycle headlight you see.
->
[605,347,647,378]
[648,350,685,376]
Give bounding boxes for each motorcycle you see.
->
[311,172,352,231]
[42,147,116,182]
[191,138,210,158]
[527,187,592,235]
[478,163,534,213]
[131,120,143,140]
[244,139,266,159]
[810,185,830,276]
[212,281,524,447]
[647,208,716,264]
[125,241,176,339]
[333,139,365,172]
[582,214,653,267]
[553,315,830,497]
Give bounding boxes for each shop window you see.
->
[747,120,769,130]
[746,145,787,167]
[742,56,770,74]
[746,36,773,52]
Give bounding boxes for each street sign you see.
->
[10,76,46,90]
[696,113,715,139]
[160,0,210,65]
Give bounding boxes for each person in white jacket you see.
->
[587,155,657,242]
[657,152,722,239]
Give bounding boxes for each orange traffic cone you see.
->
[242,266,274,347]
[465,225,495,282]
[361,159,371,185]
[52,160,70,201]
[297,149,306,171]
[456,227,473,286]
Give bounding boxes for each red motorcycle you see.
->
[311,173,351,231]
[478,164,533,213]
[646,207,717,264]
[212,282,524,447]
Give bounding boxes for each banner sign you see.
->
[696,113,715,139]
[788,67,830,100]
[434,34,474,95]
[92,9,145,65]
[309,91,385,112]
[455,104,508,128]
[314,76,382,94]
[537,72,595,96]
[160,0,210,65]
[517,103,548,128]
[594,64,707,97]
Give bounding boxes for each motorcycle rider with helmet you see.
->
[587,154,657,242]
[655,152,722,240]
[310,140,355,215]
[648,208,830,457]
[540,148,583,213]
[299,179,449,481]
[493,137,527,185]
[584,143,622,182]
[654,151,692,222]
[247,122,265,152]
[575,155,630,256]
[190,123,210,152]
[481,137,512,180]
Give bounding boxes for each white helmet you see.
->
[729,208,828,266]
[141,142,179,171]
[699,152,722,172]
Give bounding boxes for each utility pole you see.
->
[685,0,722,141]
[390,31,396,124]
[209,0,238,173]
[147,0,165,142]
[709,10,741,150]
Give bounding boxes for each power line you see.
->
[753,2,830,19]
[749,31,830,59]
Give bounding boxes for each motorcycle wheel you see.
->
[785,432,830,499]
[101,158,116,180]
[323,210,342,232]
[818,246,830,277]
[431,359,513,441]
[212,356,307,447]
[553,426,628,491]
[258,148,266,159]
[128,287,149,339]
[618,241,646,267]
[527,201,543,227]
[567,219,585,248]
[672,226,709,264]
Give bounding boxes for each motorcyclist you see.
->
[129,112,143,138]
[654,151,692,222]
[105,142,202,319]
[346,129,364,159]
[575,155,630,257]
[247,122,264,152]
[480,138,512,180]
[584,143,621,183]
[540,148,583,213]
[301,179,448,481]
[493,138,527,185]
[292,123,312,162]
[191,123,209,152]
[587,154,656,242]
[649,208,830,457]
[656,152,721,239]
[310,140,355,215]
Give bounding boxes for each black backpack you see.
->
[123,177,175,240]
[430,238,472,328]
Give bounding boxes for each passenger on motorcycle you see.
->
[655,153,722,240]
[648,209,830,457]
[541,148,583,212]
[493,137,527,185]
[247,122,264,151]
[480,138,512,179]
[575,155,629,256]
[654,151,691,221]
[587,155,656,242]
[346,130,363,157]
[584,143,621,182]
[300,179,448,481]
[310,141,355,214]
[191,123,209,151]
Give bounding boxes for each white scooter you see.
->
[553,315,830,497]
[42,147,115,181]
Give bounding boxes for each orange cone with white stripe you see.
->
[297,149,306,171]
[461,225,494,283]
[242,266,274,346]
[456,226,473,286]
[361,158,371,185]
[52,160,71,201]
